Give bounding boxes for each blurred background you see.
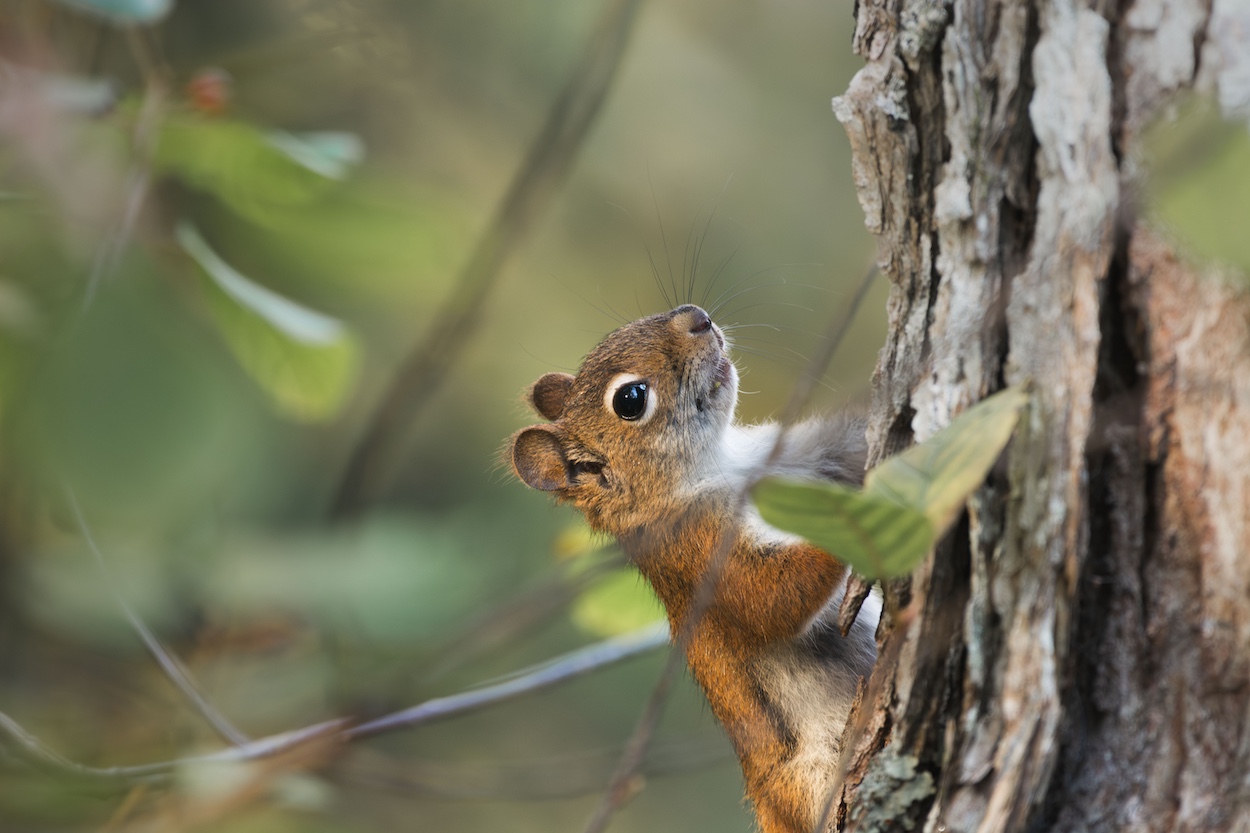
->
[1,1,1244,831]
[0,1,879,831]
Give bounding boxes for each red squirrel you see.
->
[508,304,878,833]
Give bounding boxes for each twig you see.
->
[62,484,249,747]
[342,730,729,800]
[423,553,622,682]
[581,263,880,831]
[580,647,683,832]
[346,622,667,739]
[82,28,166,311]
[778,264,878,426]
[328,0,647,518]
[0,710,346,783]
[0,625,667,785]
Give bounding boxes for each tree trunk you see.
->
[829,1,1250,831]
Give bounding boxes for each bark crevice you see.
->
[833,1,1250,831]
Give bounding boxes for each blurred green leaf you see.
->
[571,568,664,637]
[197,179,471,306]
[154,115,361,223]
[178,222,348,344]
[754,386,1027,578]
[20,274,253,524]
[1145,97,1250,276]
[265,131,365,180]
[201,515,487,644]
[53,0,171,24]
[178,222,359,421]
[753,479,934,579]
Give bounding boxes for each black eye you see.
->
[612,381,648,420]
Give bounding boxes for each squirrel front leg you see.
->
[633,521,847,648]
[678,541,854,833]
[712,540,848,647]
[685,625,822,833]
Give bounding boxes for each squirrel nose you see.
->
[674,305,713,334]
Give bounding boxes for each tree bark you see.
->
[829,1,1250,831]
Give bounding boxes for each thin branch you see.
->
[62,484,250,747]
[779,263,878,424]
[581,647,683,832]
[346,622,668,740]
[0,624,667,786]
[581,263,881,832]
[329,0,647,519]
[422,553,623,683]
[82,28,166,311]
[0,710,346,783]
[341,731,729,801]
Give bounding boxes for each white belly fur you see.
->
[755,585,881,818]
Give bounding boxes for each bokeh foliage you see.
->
[0,2,875,831]
[1,1,1241,832]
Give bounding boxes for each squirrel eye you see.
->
[604,373,656,423]
[612,382,648,420]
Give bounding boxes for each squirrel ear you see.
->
[511,425,571,492]
[528,373,575,420]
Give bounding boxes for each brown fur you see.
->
[508,305,873,832]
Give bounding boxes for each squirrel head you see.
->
[508,304,739,535]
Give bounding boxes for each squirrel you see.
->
[508,304,878,833]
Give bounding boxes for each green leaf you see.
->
[199,515,487,644]
[753,385,1028,579]
[177,222,359,421]
[198,176,472,304]
[154,115,363,224]
[53,0,172,23]
[265,131,365,181]
[571,568,664,637]
[867,385,1029,533]
[753,478,934,579]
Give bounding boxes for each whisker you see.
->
[728,324,852,343]
[719,299,821,321]
[685,215,705,303]
[730,345,793,363]
[730,340,808,361]
[732,345,840,393]
[687,176,733,304]
[608,200,672,310]
[721,322,783,335]
[517,342,578,373]
[551,273,630,326]
[699,245,741,309]
[594,281,632,325]
[705,264,826,317]
[706,176,738,301]
[695,173,730,303]
[647,164,681,308]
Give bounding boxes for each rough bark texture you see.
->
[829,1,1250,831]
